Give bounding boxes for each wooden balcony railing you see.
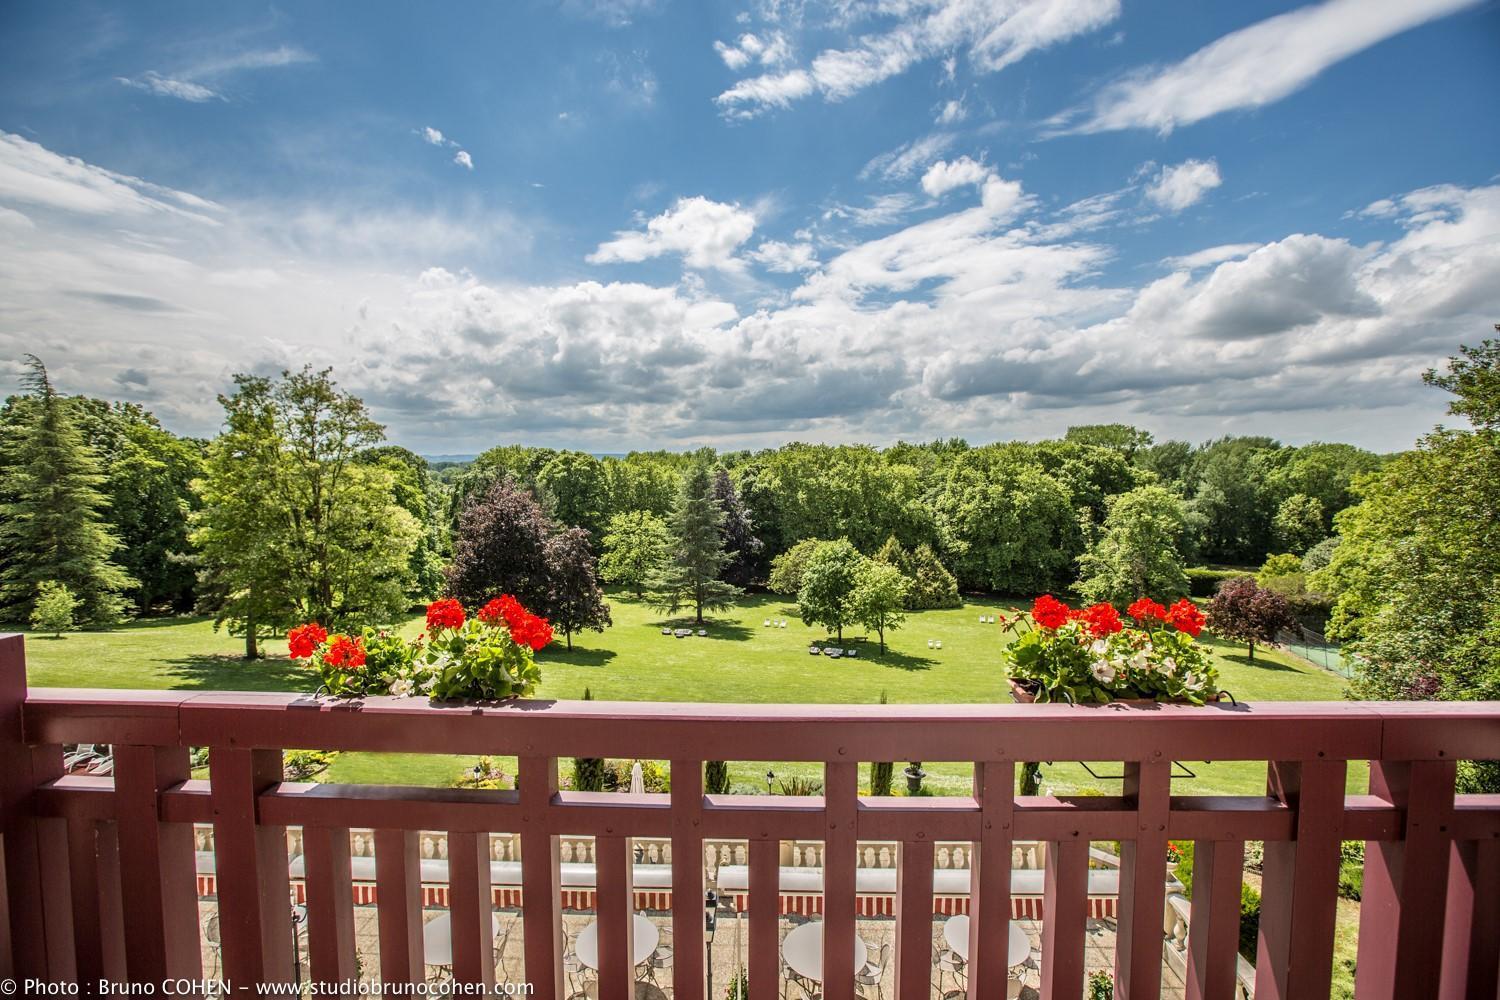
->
[2,632,1498,999]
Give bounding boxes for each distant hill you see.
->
[419,452,628,466]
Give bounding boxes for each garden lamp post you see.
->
[765,770,775,795]
[705,890,719,998]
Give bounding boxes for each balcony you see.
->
[2,631,1498,999]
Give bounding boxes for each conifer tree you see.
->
[0,356,134,624]
[649,462,742,623]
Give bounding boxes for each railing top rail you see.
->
[20,684,1500,763]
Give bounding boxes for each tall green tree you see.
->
[599,510,672,598]
[767,538,823,595]
[0,356,135,624]
[796,539,866,642]
[537,451,609,539]
[192,368,418,654]
[649,463,742,623]
[446,476,556,611]
[542,526,612,650]
[712,466,763,586]
[1315,336,1500,795]
[357,446,450,602]
[848,560,908,653]
[1077,485,1190,605]
[1271,493,1326,554]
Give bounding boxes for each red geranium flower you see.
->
[426,598,466,632]
[1031,594,1071,629]
[1165,598,1205,637]
[322,634,366,669]
[1081,602,1123,638]
[492,594,553,650]
[1127,598,1167,622]
[477,597,506,625]
[287,622,327,660]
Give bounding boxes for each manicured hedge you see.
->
[1186,567,1253,597]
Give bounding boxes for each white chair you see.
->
[934,641,942,650]
[765,619,772,627]
[857,941,889,999]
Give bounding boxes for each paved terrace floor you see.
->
[197,903,1185,998]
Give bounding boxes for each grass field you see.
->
[15,588,1355,795]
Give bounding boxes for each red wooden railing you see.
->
[1,631,1498,999]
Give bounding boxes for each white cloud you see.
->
[824,193,921,228]
[714,32,792,70]
[936,98,968,125]
[860,132,955,181]
[118,73,219,102]
[588,196,757,271]
[748,239,818,272]
[454,150,474,170]
[1163,243,1261,270]
[1144,159,1222,212]
[422,127,447,145]
[115,46,314,103]
[921,156,992,198]
[717,0,1119,116]
[1051,0,1480,135]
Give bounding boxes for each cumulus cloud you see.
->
[717,0,1119,116]
[422,127,447,145]
[3,131,1497,451]
[1144,159,1222,212]
[714,32,792,70]
[921,156,992,198]
[1050,0,1479,135]
[453,150,474,170]
[588,196,757,271]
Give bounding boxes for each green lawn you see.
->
[14,589,1356,795]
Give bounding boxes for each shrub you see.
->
[1239,884,1262,960]
[30,581,80,637]
[705,760,730,795]
[572,688,606,791]
[869,691,894,795]
[1338,841,1364,901]
[1258,553,1304,582]
[767,538,824,595]
[602,759,669,793]
[1186,567,1253,597]
[1086,970,1114,1000]
[283,749,336,780]
[1301,536,1339,574]
[777,775,824,796]
[725,968,749,1000]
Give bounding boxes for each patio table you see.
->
[574,913,660,970]
[780,920,868,983]
[942,914,1029,967]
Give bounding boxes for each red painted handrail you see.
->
[2,633,1498,999]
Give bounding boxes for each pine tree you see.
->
[30,581,79,637]
[649,463,742,623]
[0,356,134,624]
[712,467,763,586]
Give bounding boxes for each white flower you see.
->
[420,675,436,693]
[388,678,414,698]
[1143,642,1153,654]
[1090,639,1108,655]
[1091,658,1116,683]
[1164,656,1178,674]
[1130,652,1149,672]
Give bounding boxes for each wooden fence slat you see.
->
[303,826,357,985]
[823,762,859,1000]
[895,837,934,1000]
[65,817,107,986]
[94,821,127,983]
[113,744,201,982]
[596,834,635,1000]
[967,760,1015,1000]
[1039,838,1088,1000]
[1355,759,1458,1000]
[33,746,76,982]
[374,828,424,984]
[1115,760,1171,998]
[519,755,563,1000]
[0,633,38,982]
[1255,759,1346,1000]
[749,838,780,1000]
[210,746,293,986]
[1438,838,1500,999]
[670,759,705,1000]
[450,828,497,986]
[1184,839,1244,1000]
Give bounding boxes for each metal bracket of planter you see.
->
[1077,759,1198,781]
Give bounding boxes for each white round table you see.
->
[423,912,502,967]
[781,921,868,983]
[574,913,660,970]
[942,914,1030,967]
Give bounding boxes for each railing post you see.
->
[670,759,705,1000]
[0,633,52,980]
[749,837,780,1000]
[1040,837,1089,999]
[373,829,423,984]
[1355,758,1457,1000]
[822,761,858,1000]
[302,826,357,985]
[894,837,933,1000]
[966,760,1014,1000]
[113,744,201,982]
[595,834,636,1000]
[1439,839,1500,999]
[1183,840,1243,1000]
[210,746,294,985]
[450,828,497,987]
[1115,760,1171,998]
[1254,759,1346,1000]
[520,755,563,1000]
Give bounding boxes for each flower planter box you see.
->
[1007,677,1202,707]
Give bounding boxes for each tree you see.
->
[649,463,742,623]
[1076,485,1190,606]
[1207,577,1295,660]
[873,536,960,609]
[30,581,79,637]
[1314,336,1500,755]
[931,458,1079,593]
[1301,536,1339,574]
[193,368,418,653]
[1271,493,1326,554]
[358,446,450,602]
[712,467,763,587]
[446,476,557,612]
[767,538,823,595]
[572,688,606,791]
[599,511,672,598]
[537,451,608,539]
[705,760,730,795]
[849,561,908,653]
[796,539,865,642]
[869,691,893,795]
[0,356,135,625]
[1064,424,1154,458]
[542,526,612,651]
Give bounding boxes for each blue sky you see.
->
[1,0,1497,453]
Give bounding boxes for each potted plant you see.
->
[903,761,926,795]
[1002,595,1219,705]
